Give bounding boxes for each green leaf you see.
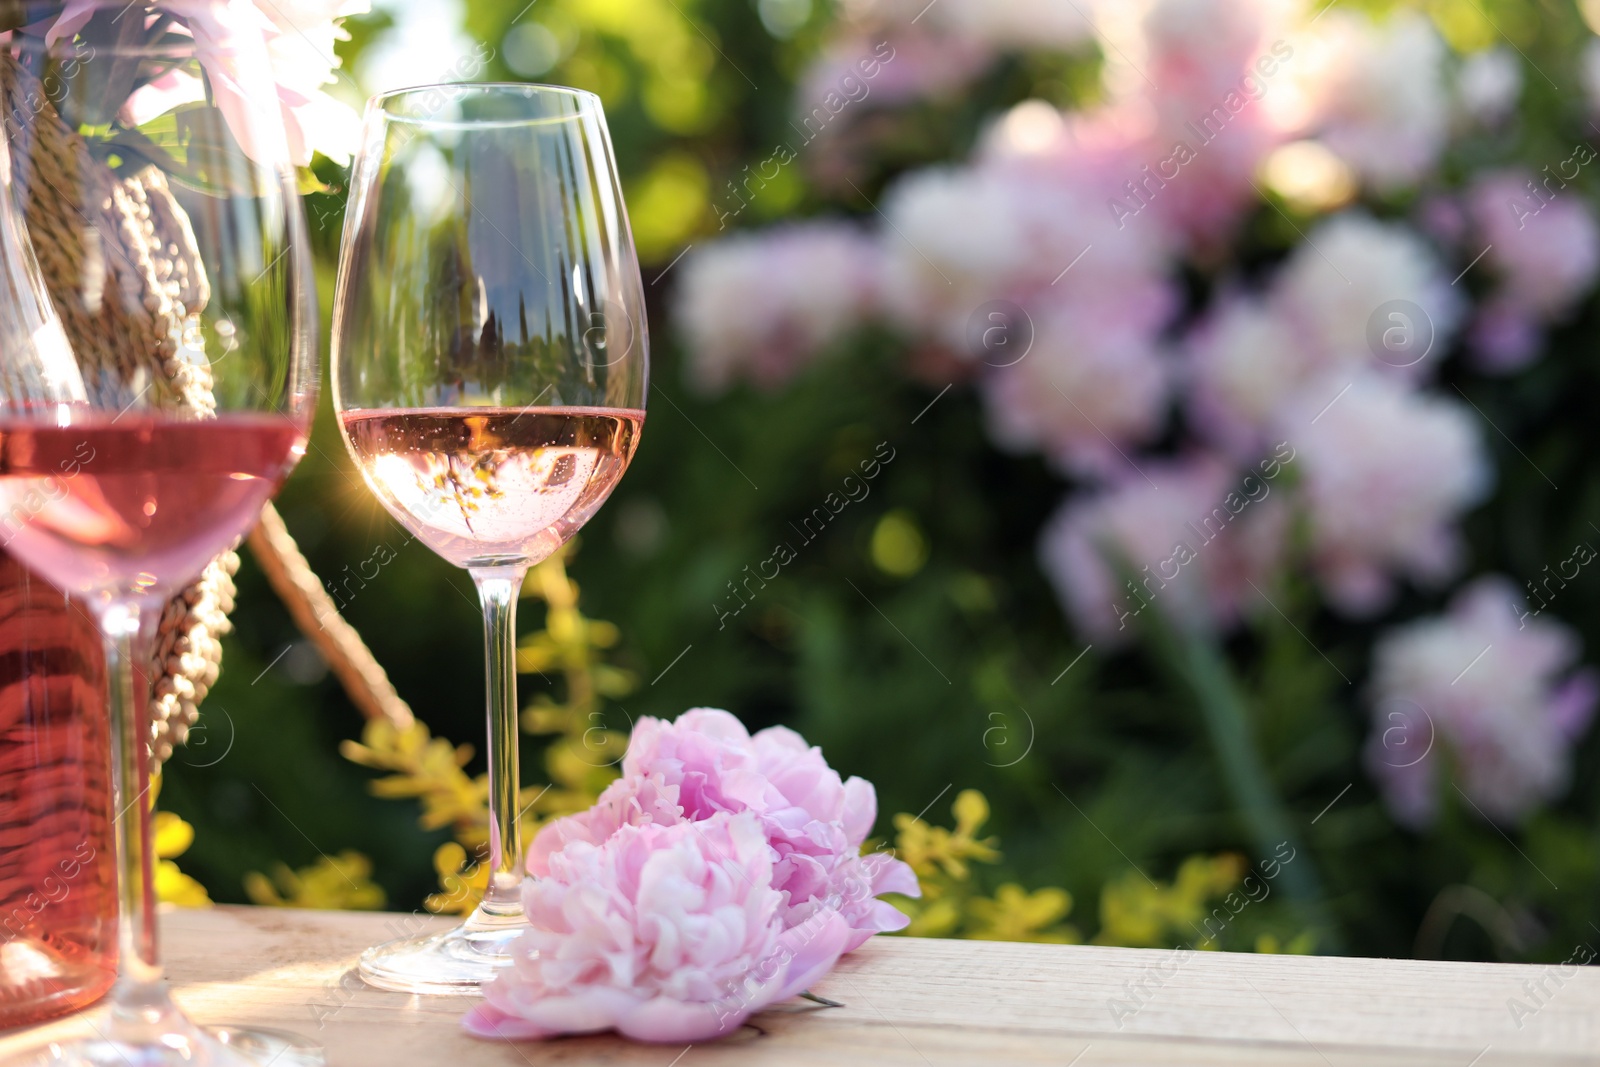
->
[97,103,270,198]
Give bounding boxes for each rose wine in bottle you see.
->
[340,407,645,567]
[0,550,116,1028]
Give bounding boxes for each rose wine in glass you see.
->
[339,407,643,565]
[1,9,319,1065]
[333,84,649,994]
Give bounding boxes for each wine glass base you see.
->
[207,1026,324,1066]
[6,1025,320,1067]
[357,920,526,996]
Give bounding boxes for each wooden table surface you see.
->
[2,906,1597,1065]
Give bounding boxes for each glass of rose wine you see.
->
[0,9,318,1067]
[331,84,648,994]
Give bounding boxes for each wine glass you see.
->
[0,8,319,1066]
[331,83,648,994]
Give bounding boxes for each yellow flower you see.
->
[424,842,489,916]
[892,789,1001,880]
[1255,931,1317,955]
[244,851,385,911]
[966,884,1079,944]
[153,807,210,908]
[1094,853,1245,948]
[895,895,963,938]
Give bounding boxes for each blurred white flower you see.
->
[1299,10,1448,190]
[932,0,1094,52]
[1185,295,1304,458]
[1456,47,1521,126]
[1185,214,1459,457]
[880,160,1173,356]
[1365,577,1598,828]
[980,296,1170,477]
[675,223,882,393]
[799,29,990,110]
[1280,371,1491,615]
[1272,211,1460,377]
[1583,37,1600,116]
[1038,454,1290,644]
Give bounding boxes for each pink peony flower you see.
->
[880,156,1174,360]
[1455,47,1521,127]
[529,709,917,951]
[1037,454,1290,645]
[49,0,366,168]
[799,27,992,110]
[1463,169,1600,371]
[1130,0,1290,244]
[1364,577,1599,828]
[676,224,883,395]
[1185,213,1460,457]
[1270,212,1461,381]
[980,294,1170,477]
[1297,10,1449,191]
[1278,371,1490,615]
[1184,294,1307,459]
[466,812,854,1043]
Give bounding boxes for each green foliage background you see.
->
[159,0,1600,960]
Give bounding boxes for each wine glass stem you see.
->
[471,565,529,922]
[100,598,172,1039]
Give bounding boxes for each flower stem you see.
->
[1136,590,1344,951]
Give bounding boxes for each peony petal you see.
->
[841,777,878,846]
[461,1003,555,1041]
[615,996,745,1043]
[771,910,852,1003]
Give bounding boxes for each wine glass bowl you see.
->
[332,83,648,994]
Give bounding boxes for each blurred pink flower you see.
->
[466,812,854,1043]
[50,0,365,167]
[1467,295,1541,373]
[1186,214,1459,458]
[880,157,1175,360]
[1364,577,1599,828]
[1184,294,1306,459]
[676,224,883,394]
[1464,168,1600,371]
[255,0,368,166]
[1299,10,1449,190]
[800,29,991,109]
[529,708,917,950]
[932,0,1093,53]
[980,295,1170,477]
[1270,212,1461,381]
[1455,47,1521,127]
[1037,454,1290,644]
[1279,372,1490,615]
[1131,0,1288,243]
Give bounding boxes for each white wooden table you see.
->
[2,907,1596,1065]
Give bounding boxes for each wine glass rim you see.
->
[370,82,603,128]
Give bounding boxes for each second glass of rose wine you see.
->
[0,8,319,1065]
[331,84,649,994]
